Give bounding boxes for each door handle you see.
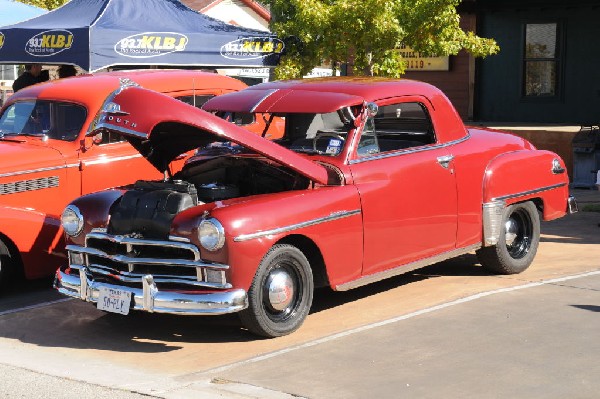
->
[437,154,454,169]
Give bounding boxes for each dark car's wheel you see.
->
[477,201,540,274]
[240,244,314,338]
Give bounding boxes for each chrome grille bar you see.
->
[67,231,231,290]
[66,245,227,269]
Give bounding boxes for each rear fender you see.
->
[481,150,570,246]
[0,205,64,279]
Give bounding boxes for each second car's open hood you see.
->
[89,86,330,185]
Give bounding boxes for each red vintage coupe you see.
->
[54,77,577,337]
[0,70,247,287]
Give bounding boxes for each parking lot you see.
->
[0,191,599,398]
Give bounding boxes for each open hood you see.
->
[90,86,330,185]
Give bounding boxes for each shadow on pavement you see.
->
[570,305,600,313]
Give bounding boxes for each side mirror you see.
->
[366,102,379,117]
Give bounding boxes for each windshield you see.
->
[214,108,356,157]
[0,100,87,141]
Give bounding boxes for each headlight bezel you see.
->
[198,218,225,251]
[61,205,84,237]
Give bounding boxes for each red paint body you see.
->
[0,70,247,279]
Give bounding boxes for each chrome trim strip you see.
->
[234,209,362,242]
[86,78,140,136]
[349,135,469,165]
[55,268,248,315]
[0,164,78,178]
[81,263,231,289]
[82,153,144,166]
[68,245,229,270]
[491,183,567,202]
[92,122,146,139]
[85,232,202,261]
[335,243,481,291]
[169,235,191,243]
[250,89,279,113]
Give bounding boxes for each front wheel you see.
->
[240,244,314,338]
[476,201,540,274]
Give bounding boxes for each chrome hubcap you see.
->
[505,218,519,246]
[267,270,295,311]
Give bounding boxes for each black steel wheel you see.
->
[240,244,313,338]
[477,201,540,274]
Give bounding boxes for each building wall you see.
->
[475,0,600,124]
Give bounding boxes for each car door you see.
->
[348,97,458,276]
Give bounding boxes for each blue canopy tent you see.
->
[0,0,283,71]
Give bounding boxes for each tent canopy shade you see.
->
[0,0,283,72]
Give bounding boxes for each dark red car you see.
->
[55,77,576,337]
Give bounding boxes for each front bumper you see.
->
[55,266,248,315]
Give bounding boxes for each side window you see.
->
[357,102,435,157]
[176,95,215,109]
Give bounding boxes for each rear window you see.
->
[0,100,87,141]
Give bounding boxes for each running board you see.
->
[335,243,482,291]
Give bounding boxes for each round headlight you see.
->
[198,218,225,251]
[61,205,84,237]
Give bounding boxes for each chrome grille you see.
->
[67,230,230,289]
[0,176,59,195]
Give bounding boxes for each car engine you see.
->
[107,156,311,239]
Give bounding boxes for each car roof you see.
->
[6,70,247,109]
[243,77,443,100]
[203,77,447,113]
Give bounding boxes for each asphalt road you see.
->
[0,209,599,398]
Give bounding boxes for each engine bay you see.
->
[107,156,311,239]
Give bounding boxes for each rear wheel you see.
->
[477,201,540,274]
[240,244,314,338]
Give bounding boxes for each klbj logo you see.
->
[115,32,188,58]
[220,37,284,60]
[25,29,74,56]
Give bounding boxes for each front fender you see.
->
[483,150,570,220]
[0,205,64,279]
[204,185,364,290]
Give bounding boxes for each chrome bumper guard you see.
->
[55,267,248,315]
[567,195,578,214]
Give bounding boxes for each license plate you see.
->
[97,286,132,315]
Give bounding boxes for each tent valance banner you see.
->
[0,0,283,71]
